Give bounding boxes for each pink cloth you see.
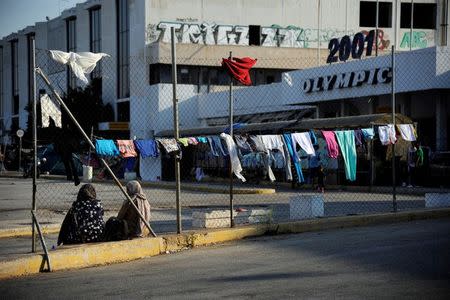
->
[321,131,340,159]
[117,140,138,158]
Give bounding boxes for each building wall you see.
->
[0,0,449,142]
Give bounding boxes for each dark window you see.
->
[89,6,102,79]
[11,40,19,115]
[149,64,172,85]
[66,17,77,90]
[360,1,392,28]
[27,33,35,105]
[400,3,436,29]
[249,25,261,46]
[177,65,199,85]
[117,0,129,98]
[117,101,129,122]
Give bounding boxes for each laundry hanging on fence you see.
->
[361,128,375,140]
[116,140,138,158]
[40,94,62,128]
[95,140,120,157]
[177,138,189,147]
[378,124,397,145]
[283,133,305,183]
[49,50,109,84]
[321,130,340,159]
[220,133,246,182]
[334,130,357,181]
[354,129,364,146]
[291,132,316,156]
[157,138,180,153]
[396,124,416,142]
[134,140,158,158]
[260,134,287,181]
[234,135,253,153]
[309,130,318,146]
[188,137,199,145]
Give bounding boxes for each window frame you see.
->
[11,40,19,115]
[117,0,130,99]
[66,17,77,90]
[89,6,102,79]
[359,1,393,28]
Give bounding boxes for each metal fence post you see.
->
[391,45,397,212]
[171,27,182,234]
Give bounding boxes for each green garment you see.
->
[416,146,424,166]
[334,130,357,181]
[177,138,189,147]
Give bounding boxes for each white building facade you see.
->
[0,0,449,180]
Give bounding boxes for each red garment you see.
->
[221,57,257,86]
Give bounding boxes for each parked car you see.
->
[37,144,83,176]
[429,151,450,187]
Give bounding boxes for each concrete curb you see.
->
[0,225,60,239]
[1,207,450,280]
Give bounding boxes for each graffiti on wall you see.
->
[399,31,432,49]
[146,21,355,49]
[361,29,390,51]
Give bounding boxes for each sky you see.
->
[0,0,82,39]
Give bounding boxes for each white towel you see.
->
[220,133,246,182]
[41,94,61,128]
[378,124,397,145]
[291,132,316,156]
[49,50,109,84]
[397,124,416,141]
[259,135,286,182]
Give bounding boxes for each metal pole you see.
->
[391,45,397,212]
[369,123,374,191]
[317,0,321,65]
[31,38,37,252]
[35,67,156,237]
[410,0,414,51]
[228,51,235,228]
[171,27,182,234]
[18,136,22,172]
[375,0,379,56]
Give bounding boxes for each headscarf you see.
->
[126,181,151,236]
[126,180,146,201]
[76,184,97,202]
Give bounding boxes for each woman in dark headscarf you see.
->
[57,184,105,245]
[117,180,151,238]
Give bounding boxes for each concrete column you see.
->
[436,95,448,151]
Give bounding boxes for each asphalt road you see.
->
[1,218,449,299]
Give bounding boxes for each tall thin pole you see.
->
[391,45,397,212]
[171,27,181,234]
[410,0,414,51]
[375,0,379,56]
[317,0,321,65]
[31,38,37,252]
[228,51,234,228]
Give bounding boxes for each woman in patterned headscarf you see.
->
[117,180,151,238]
[57,184,105,245]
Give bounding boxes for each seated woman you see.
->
[57,184,105,245]
[116,180,151,239]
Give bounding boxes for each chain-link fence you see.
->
[29,45,450,242]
